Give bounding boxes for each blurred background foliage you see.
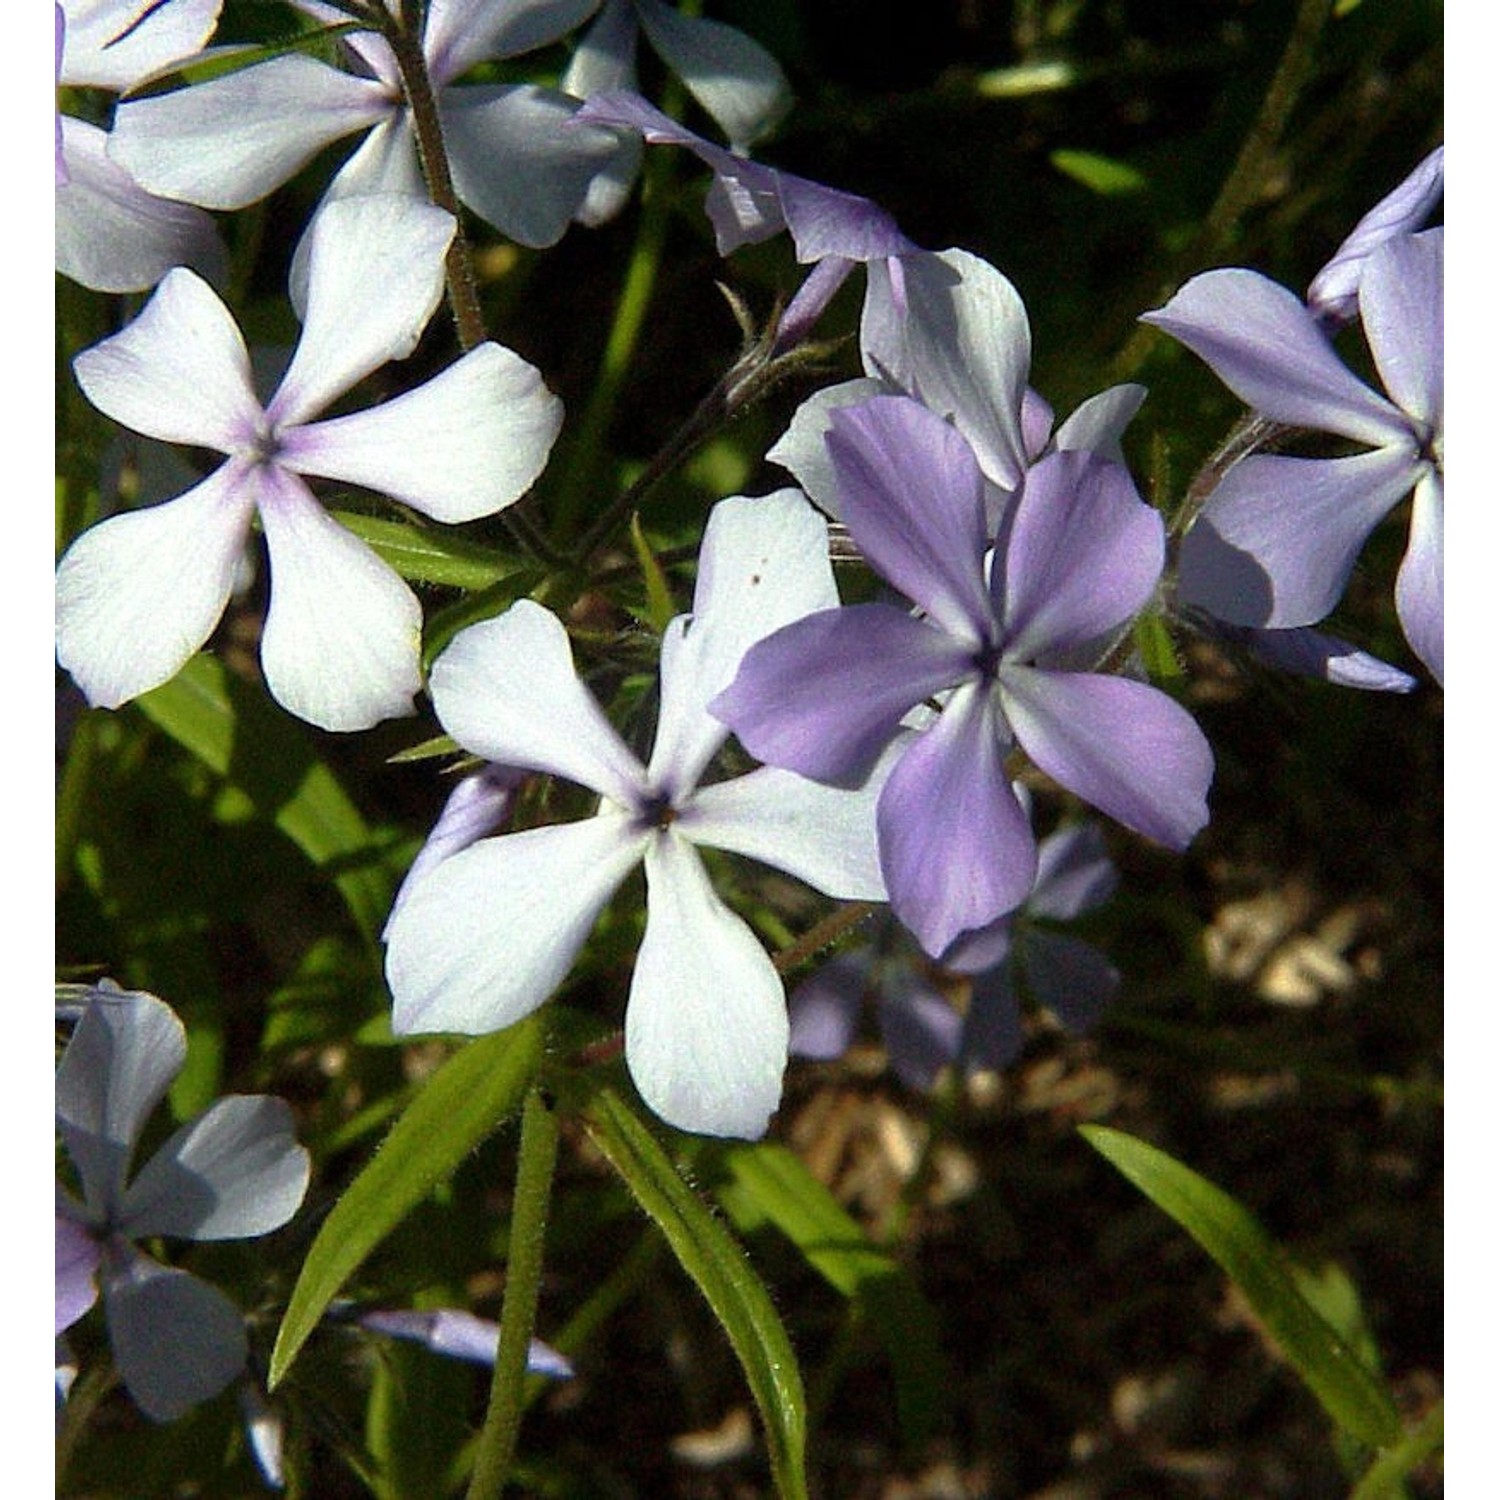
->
[57,0,1441,1495]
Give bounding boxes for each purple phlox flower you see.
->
[107,0,625,249]
[56,0,227,291]
[239,1381,288,1490]
[791,807,1120,1085]
[573,90,918,346]
[359,1307,574,1379]
[561,0,792,225]
[1307,145,1444,328]
[384,490,894,1139]
[1145,227,1443,683]
[712,394,1213,959]
[56,193,563,731]
[55,983,310,1422]
[1185,612,1417,694]
[769,247,1147,525]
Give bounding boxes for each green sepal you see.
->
[269,1017,545,1387]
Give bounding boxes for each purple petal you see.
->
[1359,228,1443,430]
[1177,447,1423,629]
[1395,469,1443,683]
[788,955,870,1060]
[997,450,1164,660]
[877,974,964,1090]
[1017,930,1119,1032]
[711,603,972,784]
[775,173,916,264]
[1051,383,1148,463]
[877,683,1037,957]
[427,0,599,81]
[1029,822,1118,921]
[999,667,1213,851]
[361,1306,575,1376]
[1209,620,1419,693]
[1142,269,1409,446]
[827,396,994,640]
[1307,146,1444,326]
[56,1216,101,1337]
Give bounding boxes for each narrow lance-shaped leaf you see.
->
[136,654,394,941]
[580,1086,809,1500]
[713,1140,949,1447]
[331,510,520,591]
[270,1017,545,1386]
[1079,1125,1402,1448]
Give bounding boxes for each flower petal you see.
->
[1000,667,1213,850]
[1395,468,1443,683]
[1052,383,1148,463]
[385,814,647,1035]
[628,836,788,1138]
[426,0,599,79]
[120,1097,310,1242]
[1029,822,1118,921]
[877,683,1036,957]
[256,469,423,731]
[649,490,838,793]
[102,1246,247,1422]
[827,396,994,640]
[284,342,562,522]
[1359,227,1443,430]
[270,195,456,426]
[764,378,888,519]
[56,1216,101,1336]
[109,54,389,210]
[877,974,963,1091]
[72,267,258,449]
[1141,269,1407,446]
[711,603,972,784]
[959,965,1024,1072]
[55,463,256,711]
[788,954,870,1060]
[444,84,624,247]
[429,601,647,804]
[1206,620,1419,693]
[998,450,1163,660]
[1307,146,1444,326]
[56,118,226,294]
[774,174,915,265]
[59,0,220,89]
[684,756,889,901]
[1018,930,1118,1033]
[1177,447,1422,629]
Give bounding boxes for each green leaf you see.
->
[629,514,678,634]
[714,1141,949,1446]
[421,567,546,668]
[1350,1399,1442,1499]
[331,510,520,591]
[135,655,394,942]
[1134,611,1184,683]
[580,1087,808,1500]
[270,1017,545,1387]
[1050,148,1148,196]
[1080,1125,1402,1448]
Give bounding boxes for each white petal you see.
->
[109,53,390,210]
[429,601,647,804]
[385,813,647,1035]
[121,1096,310,1242]
[627,835,788,1138]
[102,1247,247,1423]
[72,266,259,449]
[270,195,456,426]
[256,468,423,731]
[648,490,838,794]
[283,342,562,521]
[683,747,896,902]
[427,0,601,80]
[56,118,226,294]
[55,988,186,1221]
[765,378,889,519]
[60,0,221,90]
[56,463,257,710]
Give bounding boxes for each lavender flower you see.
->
[1145,227,1443,683]
[711,395,1212,959]
[55,193,563,731]
[109,0,623,248]
[55,984,310,1421]
[360,1308,574,1379]
[55,0,226,291]
[791,815,1120,1086]
[384,491,892,1139]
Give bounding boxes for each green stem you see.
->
[56,708,100,894]
[550,147,675,539]
[55,1359,117,1486]
[466,1083,561,1500]
[1350,1398,1443,1500]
